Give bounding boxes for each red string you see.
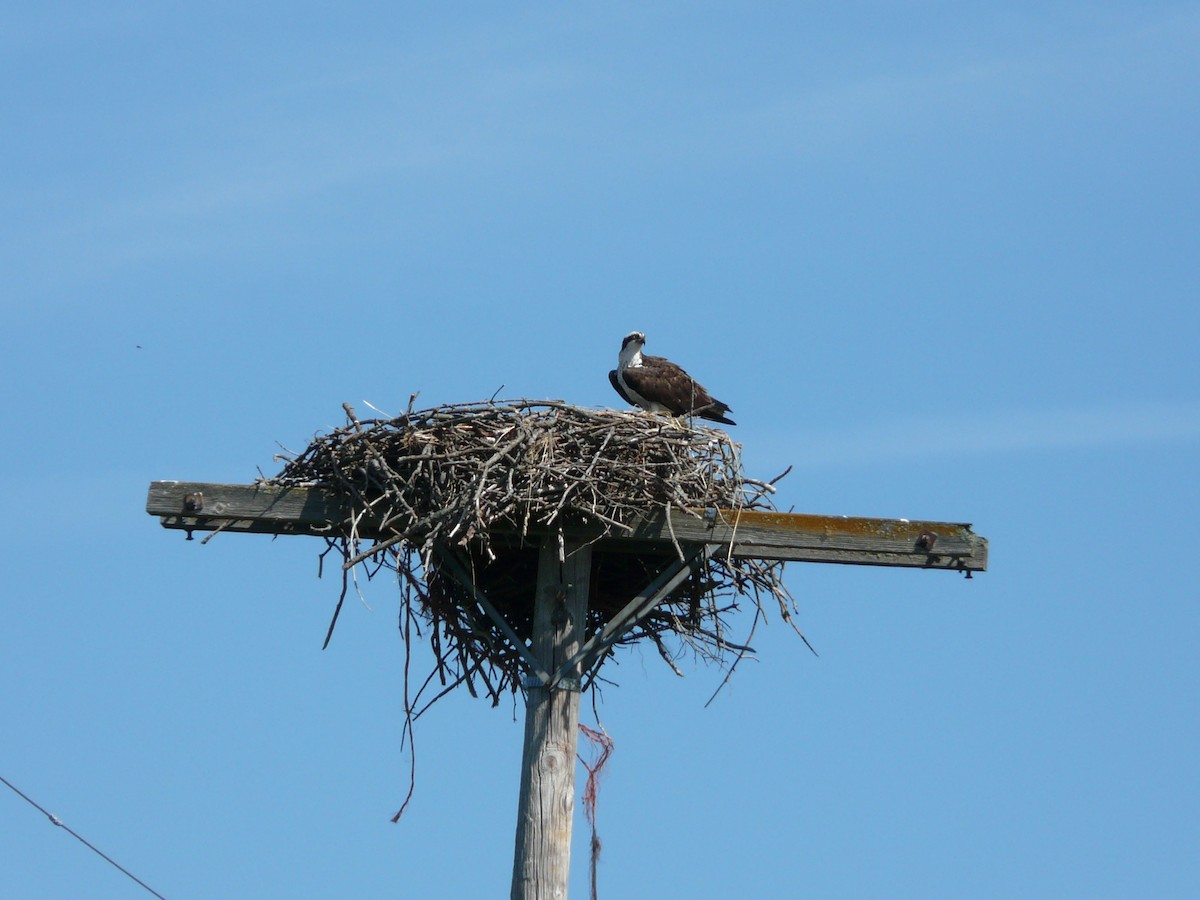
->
[579,724,614,900]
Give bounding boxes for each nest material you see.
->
[271,399,798,706]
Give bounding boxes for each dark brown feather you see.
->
[618,355,735,425]
[608,370,634,406]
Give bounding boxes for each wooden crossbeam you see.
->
[145,481,988,572]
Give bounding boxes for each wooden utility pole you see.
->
[510,535,591,900]
[146,480,987,899]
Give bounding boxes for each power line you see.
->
[0,773,167,899]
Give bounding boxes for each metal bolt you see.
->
[183,492,204,513]
[916,530,938,552]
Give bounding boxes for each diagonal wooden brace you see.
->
[555,543,711,689]
[430,545,554,686]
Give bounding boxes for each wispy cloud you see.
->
[784,400,1200,468]
[2,23,594,292]
[7,4,1198,295]
[732,4,1200,163]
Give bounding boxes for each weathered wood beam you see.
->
[145,481,987,572]
[510,534,590,900]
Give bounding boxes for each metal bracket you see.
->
[430,546,553,687]
[522,673,580,692]
[433,541,712,693]
[557,543,712,689]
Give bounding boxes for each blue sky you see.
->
[2,2,1197,896]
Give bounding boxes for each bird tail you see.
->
[699,403,736,426]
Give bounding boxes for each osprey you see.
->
[608,331,736,425]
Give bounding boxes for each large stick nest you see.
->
[271,399,799,708]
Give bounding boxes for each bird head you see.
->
[618,331,646,365]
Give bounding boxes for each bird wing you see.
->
[625,355,735,424]
[608,369,635,406]
[619,357,695,413]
